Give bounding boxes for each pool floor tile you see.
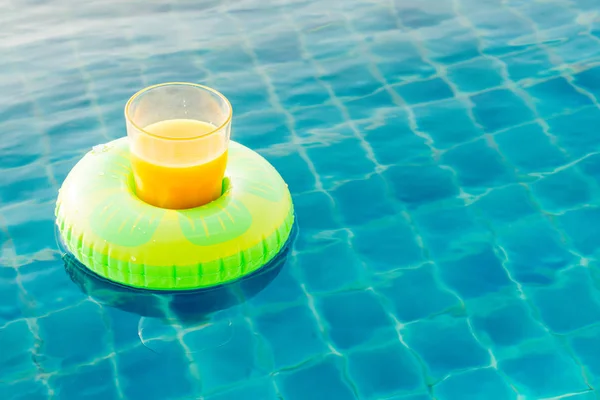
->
[277,356,357,400]
[351,216,425,272]
[493,122,568,175]
[0,380,48,400]
[434,368,517,400]
[0,320,37,381]
[528,267,600,334]
[117,343,195,400]
[402,314,491,382]
[384,164,459,207]
[296,243,366,293]
[205,378,280,400]
[317,290,396,351]
[347,342,425,399]
[191,319,266,393]
[37,301,109,371]
[331,174,397,228]
[441,138,514,193]
[50,359,119,400]
[529,166,593,212]
[375,263,460,323]
[471,88,535,132]
[498,338,589,398]
[254,304,329,370]
[468,294,546,350]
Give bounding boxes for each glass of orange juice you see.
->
[125,82,232,210]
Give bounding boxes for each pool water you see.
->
[2,0,600,398]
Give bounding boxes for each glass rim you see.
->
[124,82,233,141]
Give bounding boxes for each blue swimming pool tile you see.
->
[369,33,434,82]
[297,243,365,293]
[317,290,395,350]
[468,294,546,349]
[555,206,600,257]
[496,215,574,284]
[517,1,578,31]
[293,190,339,232]
[197,43,254,74]
[573,66,600,99]
[269,61,330,109]
[529,267,600,334]
[395,0,454,29]
[526,76,593,117]
[569,325,600,387]
[351,217,425,272]
[50,359,119,400]
[441,138,514,193]
[470,184,537,226]
[471,88,535,132]
[350,3,397,34]
[402,314,491,382]
[447,58,504,93]
[0,120,45,169]
[384,164,458,207]
[494,122,568,174]
[347,342,425,399]
[117,342,194,400]
[20,260,87,318]
[277,356,356,400]
[0,268,21,324]
[413,202,491,260]
[469,11,535,56]
[0,380,48,400]
[438,245,513,300]
[211,72,272,116]
[293,105,346,134]
[46,116,106,162]
[38,301,108,371]
[422,26,480,64]
[7,203,57,255]
[434,368,516,400]
[103,307,146,350]
[375,263,460,323]
[345,89,398,121]
[267,152,317,194]
[396,78,454,105]
[579,153,600,188]
[331,174,396,227]
[530,166,592,212]
[254,31,303,65]
[319,58,381,99]
[206,378,279,400]
[0,320,37,381]
[234,110,291,150]
[413,99,481,149]
[186,319,265,393]
[358,112,433,165]
[307,139,376,187]
[548,106,600,158]
[254,304,328,370]
[247,258,304,306]
[498,47,557,82]
[552,35,600,65]
[499,338,588,398]
[0,99,35,123]
[303,30,358,62]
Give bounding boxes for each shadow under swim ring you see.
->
[55,137,295,291]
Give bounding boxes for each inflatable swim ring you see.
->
[55,137,295,291]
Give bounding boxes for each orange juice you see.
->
[130,119,228,209]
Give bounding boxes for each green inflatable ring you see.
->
[55,137,295,291]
